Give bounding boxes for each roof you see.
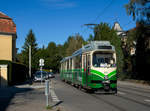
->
[0,12,16,34]
[60,41,115,63]
[113,22,123,32]
[0,12,11,19]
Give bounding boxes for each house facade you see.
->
[0,12,17,61]
[0,12,17,87]
[113,22,136,55]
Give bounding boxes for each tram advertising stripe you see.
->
[90,69,105,78]
[108,70,117,78]
[90,69,117,79]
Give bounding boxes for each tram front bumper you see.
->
[102,80,110,91]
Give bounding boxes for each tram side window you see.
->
[88,55,91,67]
[70,59,72,70]
[82,55,86,69]
[74,55,81,69]
[65,61,67,70]
[67,60,69,70]
[63,62,65,70]
[61,64,62,71]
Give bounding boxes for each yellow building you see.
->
[0,12,17,87]
[0,12,17,61]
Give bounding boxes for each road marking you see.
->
[50,87,60,102]
[118,91,126,95]
[144,99,150,102]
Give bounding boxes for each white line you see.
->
[118,91,126,95]
[50,88,60,102]
[144,99,150,102]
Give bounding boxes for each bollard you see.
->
[45,80,50,107]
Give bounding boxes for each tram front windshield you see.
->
[93,51,115,67]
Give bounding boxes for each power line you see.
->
[80,0,115,37]
[123,20,133,28]
[92,0,114,23]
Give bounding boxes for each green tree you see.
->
[125,0,150,23]
[21,29,38,69]
[123,29,137,78]
[44,42,58,71]
[87,34,94,42]
[125,0,150,80]
[35,45,47,69]
[94,23,124,77]
[134,24,150,80]
[66,34,85,56]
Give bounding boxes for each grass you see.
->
[46,105,52,110]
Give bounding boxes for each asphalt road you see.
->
[53,74,150,111]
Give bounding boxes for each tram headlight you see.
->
[104,75,108,80]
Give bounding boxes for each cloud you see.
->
[42,0,76,9]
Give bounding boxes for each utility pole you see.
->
[84,23,100,40]
[29,45,31,79]
[84,23,99,30]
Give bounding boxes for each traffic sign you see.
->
[39,59,44,66]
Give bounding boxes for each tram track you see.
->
[90,92,150,110]
[116,94,150,108]
[59,78,150,109]
[55,76,150,111]
[118,87,150,99]
[90,94,126,111]
[118,85,150,94]
[58,79,126,111]
[85,87,150,110]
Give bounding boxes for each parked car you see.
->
[48,72,55,78]
[33,71,48,82]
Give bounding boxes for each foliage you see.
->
[65,34,85,56]
[125,0,150,23]
[135,24,150,80]
[123,29,137,77]
[93,22,124,76]
[87,34,94,42]
[45,42,59,71]
[20,29,38,69]
[125,0,150,81]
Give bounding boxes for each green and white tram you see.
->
[60,41,117,93]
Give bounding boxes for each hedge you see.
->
[0,60,28,85]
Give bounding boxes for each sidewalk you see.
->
[0,87,14,99]
[0,81,66,111]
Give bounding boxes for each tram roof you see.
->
[60,41,115,63]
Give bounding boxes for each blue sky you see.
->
[0,0,135,53]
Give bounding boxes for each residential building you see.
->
[113,22,135,55]
[0,12,17,61]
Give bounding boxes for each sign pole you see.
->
[41,66,43,84]
[39,59,44,85]
[45,80,50,107]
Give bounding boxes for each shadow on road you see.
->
[0,86,33,111]
[51,101,63,108]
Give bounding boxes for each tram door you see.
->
[83,54,90,86]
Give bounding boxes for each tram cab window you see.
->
[93,52,115,67]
